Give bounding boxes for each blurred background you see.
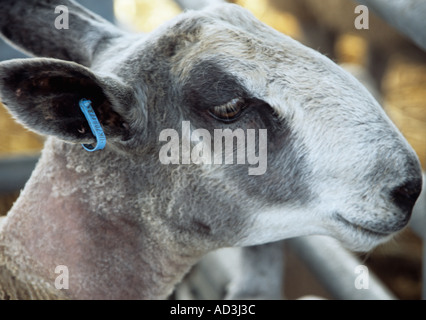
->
[0,0,425,299]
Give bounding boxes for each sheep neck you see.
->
[0,138,202,299]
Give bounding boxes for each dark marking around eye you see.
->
[182,60,247,110]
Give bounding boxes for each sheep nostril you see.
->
[390,179,422,217]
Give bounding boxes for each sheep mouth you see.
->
[334,213,392,238]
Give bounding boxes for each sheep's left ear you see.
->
[0,58,136,145]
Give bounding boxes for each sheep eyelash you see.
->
[208,97,247,122]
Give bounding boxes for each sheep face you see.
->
[0,2,422,253]
[102,4,421,251]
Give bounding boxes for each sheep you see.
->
[0,0,422,299]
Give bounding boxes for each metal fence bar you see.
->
[0,155,39,194]
[175,243,284,300]
[410,173,426,299]
[179,235,396,300]
[174,0,225,10]
[75,0,115,23]
[424,240,426,300]
[286,235,396,300]
[355,0,426,51]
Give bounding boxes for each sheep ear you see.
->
[0,58,133,145]
[0,0,123,66]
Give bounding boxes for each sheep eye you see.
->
[208,98,247,123]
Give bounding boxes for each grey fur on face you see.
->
[0,0,422,299]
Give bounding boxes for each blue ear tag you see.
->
[79,98,106,152]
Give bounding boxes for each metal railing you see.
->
[411,173,426,299]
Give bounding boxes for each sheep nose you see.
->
[390,179,422,219]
